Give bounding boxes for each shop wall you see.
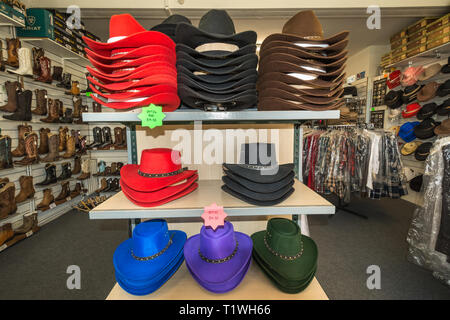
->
[345,45,390,80]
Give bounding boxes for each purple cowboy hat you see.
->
[183,221,252,293]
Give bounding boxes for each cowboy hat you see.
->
[259,45,348,63]
[434,118,450,136]
[89,84,178,101]
[178,65,257,85]
[402,84,422,103]
[258,96,344,111]
[90,92,181,111]
[417,81,439,102]
[88,54,176,73]
[177,51,258,68]
[436,98,450,116]
[183,221,252,293]
[387,70,401,89]
[260,39,348,56]
[87,63,177,83]
[151,14,192,40]
[414,118,440,139]
[258,60,346,80]
[417,63,442,81]
[257,72,345,90]
[414,142,433,161]
[88,73,177,92]
[178,73,257,94]
[85,45,175,63]
[257,80,343,98]
[178,58,258,76]
[436,79,450,97]
[258,87,344,105]
[401,141,422,156]
[222,184,295,206]
[441,57,450,74]
[417,102,437,120]
[223,169,296,194]
[384,89,404,109]
[259,52,347,70]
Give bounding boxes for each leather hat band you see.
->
[138,167,187,178]
[198,240,239,264]
[131,233,174,261]
[264,231,304,261]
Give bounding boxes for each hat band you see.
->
[130,233,174,261]
[238,164,277,170]
[195,43,239,53]
[198,240,239,264]
[138,167,187,178]
[264,231,304,261]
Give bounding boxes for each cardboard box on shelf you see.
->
[16,8,54,39]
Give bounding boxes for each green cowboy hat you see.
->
[251,218,318,293]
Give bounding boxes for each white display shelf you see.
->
[83,109,340,123]
[386,42,450,69]
[0,11,25,27]
[20,38,89,67]
[89,179,335,220]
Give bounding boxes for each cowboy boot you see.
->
[60,108,73,124]
[95,178,108,193]
[87,127,103,149]
[36,188,54,211]
[8,47,33,76]
[70,183,82,198]
[35,56,52,83]
[81,73,92,94]
[11,124,31,157]
[14,132,38,166]
[31,89,48,115]
[72,155,81,175]
[77,159,91,180]
[57,162,72,181]
[97,127,112,150]
[57,73,71,89]
[55,181,70,205]
[58,126,68,152]
[116,162,124,175]
[65,81,80,96]
[40,133,59,163]
[120,127,127,148]
[40,98,59,123]
[73,96,82,119]
[37,128,50,155]
[0,81,20,112]
[93,102,102,113]
[3,90,32,121]
[110,162,118,175]
[15,176,35,204]
[0,224,14,246]
[36,164,57,186]
[5,38,20,68]
[32,47,44,77]
[94,160,106,176]
[77,136,87,155]
[57,100,64,119]
[62,135,76,158]
[0,182,15,219]
[75,104,88,124]
[0,41,5,72]
[113,127,127,150]
[15,212,38,234]
[52,66,63,82]
[0,135,13,169]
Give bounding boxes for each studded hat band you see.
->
[198,240,239,264]
[131,233,174,261]
[264,231,304,261]
[138,167,187,178]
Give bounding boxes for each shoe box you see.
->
[16,8,54,39]
[0,1,26,26]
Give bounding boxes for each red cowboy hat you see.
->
[87,64,177,83]
[120,173,198,203]
[85,45,174,63]
[120,149,198,192]
[90,92,180,111]
[88,74,177,92]
[88,54,176,73]
[402,103,422,118]
[88,60,176,80]
[122,182,199,207]
[89,83,177,100]
[83,14,175,52]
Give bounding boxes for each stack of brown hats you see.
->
[257,10,349,111]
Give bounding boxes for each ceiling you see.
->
[78,6,450,57]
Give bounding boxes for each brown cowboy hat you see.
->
[261,38,348,56]
[257,72,346,90]
[257,80,343,98]
[259,45,348,63]
[434,118,450,136]
[258,60,346,78]
[417,81,439,102]
[259,52,347,70]
[258,87,344,105]
[258,96,344,111]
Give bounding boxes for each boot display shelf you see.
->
[0,11,25,27]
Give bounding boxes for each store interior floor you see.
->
[0,197,449,300]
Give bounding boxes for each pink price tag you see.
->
[201,203,227,231]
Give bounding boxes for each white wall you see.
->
[345,45,390,80]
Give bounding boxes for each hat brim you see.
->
[259,52,347,69]
[183,232,252,287]
[263,31,349,47]
[176,43,257,59]
[178,58,258,75]
[83,31,175,51]
[175,22,257,49]
[87,64,177,83]
[120,174,198,203]
[434,125,450,136]
[222,185,294,206]
[88,74,177,92]
[90,92,180,111]
[90,83,177,100]
[259,87,344,105]
[178,65,258,85]
[121,164,197,192]
[257,72,345,90]
[223,176,294,201]
[88,60,176,80]
[402,109,421,118]
[258,96,344,111]
[178,73,257,94]
[436,105,450,116]
[401,143,420,156]
[258,80,343,98]
[261,39,348,55]
[260,45,348,62]
[177,51,258,68]
[251,230,317,282]
[259,60,346,78]
[85,45,174,63]
[88,54,176,73]
[224,169,295,193]
[223,163,294,184]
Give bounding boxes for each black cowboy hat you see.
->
[223,169,296,193]
[436,79,450,97]
[151,14,192,40]
[384,90,404,109]
[414,142,433,161]
[178,58,258,76]
[413,118,440,139]
[177,51,258,68]
[178,65,257,85]
[176,43,257,59]
[222,184,295,206]
[178,73,257,94]
[417,102,437,120]
[441,57,450,74]
[437,98,450,116]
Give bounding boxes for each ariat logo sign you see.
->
[27,15,36,26]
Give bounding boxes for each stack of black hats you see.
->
[222,143,295,206]
[151,14,192,41]
[174,10,258,111]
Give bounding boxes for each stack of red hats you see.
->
[83,14,180,111]
[387,70,401,89]
[120,149,198,207]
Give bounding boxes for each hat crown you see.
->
[198,9,236,36]
[162,14,192,25]
[109,14,146,40]
[132,219,170,258]
[282,10,324,40]
[199,221,237,260]
[139,148,182,175]
[266,218,302,257]
[239,143,277,167]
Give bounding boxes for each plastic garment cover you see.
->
[407,136,450,286]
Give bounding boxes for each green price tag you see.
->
[85,92,91,97]
[371,107,375,111]
[138,104,166,129]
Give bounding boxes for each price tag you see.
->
[201,203,227,231]
[26,230,33,237]
[138,104,166,129]
[49,203,56,209]
[85,92,91,97]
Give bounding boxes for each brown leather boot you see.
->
[0,182,16,219]
[15,176,35,204]
[65,81,80,96]
[14,212,38,234]
[35,56,52,83]
[77,159,91,180]
[40,133,59,163]
[113,127,127,150]
[37,128,50,155]
[93,102,102,112]
[62,134,76,158]
[55,181,70,205]
[0,135,13,170]
[70,183,82,198]
[95,178,108,193]
[58,126,68,152]
[40,98,59,123]
[31,89,48,115]
[73,96,82,119]
[36,188,54,211]
[0,223,14,246]
[5,38,20,68]
[0,41,5,72]
[12,124,32,157]
[14,132,39,166]
[72,155,81,174]
[32,47,44,77]
[0,81,20,113]
[52,66,63,82]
